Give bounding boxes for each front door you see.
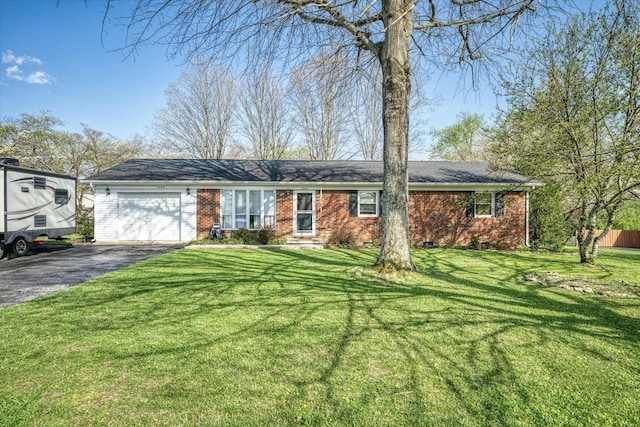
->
[294,191,315,236]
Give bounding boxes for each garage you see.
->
[118,193,181,241]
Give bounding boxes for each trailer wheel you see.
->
[12,237,29,257]
[0,242,4,259]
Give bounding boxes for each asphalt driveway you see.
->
[0,244,183,308]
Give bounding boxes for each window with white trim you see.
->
[358,191,379,216]
[221,190,233,229]
[235,190,247,229]
[221,189,276,230]
[349,190,381,217]
[475,193,494,217]
[263,190,276,227]
[467,192,505,218]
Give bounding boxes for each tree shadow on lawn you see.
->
[280,249,639,421]
[415,249,640,338]
[22,248,640,425]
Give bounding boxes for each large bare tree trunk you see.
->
[375,0,415,272]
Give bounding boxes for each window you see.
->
[349,190,381,217]
[55,189,69,205]
[221,189,277,230]
[235,190,247,229]
[358,191,378,216]
[249,190,262,229]
[221,190,233,229]
[264,190,276,227]
[467,192,505,218]
[475,193,493,217]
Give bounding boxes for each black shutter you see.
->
[349,191,358,217]
[466,192,475,218]
[495,192,505,217]
[378,190,383,217]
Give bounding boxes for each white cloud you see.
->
[24,70,55,84]
[2,50,54,85]
[5,63,55,85]
[2,50,43,66]
[5,65,22,79]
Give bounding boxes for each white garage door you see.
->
[118,193,181,241]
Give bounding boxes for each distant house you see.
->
[85,159,540,248]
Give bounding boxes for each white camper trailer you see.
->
[1,158,76,258]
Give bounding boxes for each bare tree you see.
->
[290,53,354,160]
[153,60,236,159]
[110,0,546,272]
[79,126,143,177]
[353,67,383,160]
[237,71,296,160]
[354,67,428,161]
[73,125,145,209]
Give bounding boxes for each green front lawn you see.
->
[1,248,639,426]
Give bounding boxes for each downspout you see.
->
[525,191,530,247]
[2,167,7,243]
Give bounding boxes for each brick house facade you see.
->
[87,159,538,247]
[196,188,528,248]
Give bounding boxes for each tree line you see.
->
[0,113,148,208]
[428,0,640,263]
[1,56,417,167]
[152,56,395,162]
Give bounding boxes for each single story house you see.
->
[85,159,540,248]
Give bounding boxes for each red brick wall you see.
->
[195,188,528,248]
[408,191,526,249]
[276,190,293,240]
[316,190,381,244]
[196,189,219,240]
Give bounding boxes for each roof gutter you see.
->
[84,179,542,190]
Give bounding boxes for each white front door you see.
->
[294,191,315,236]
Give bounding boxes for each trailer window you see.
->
[55,189,69,204]
[34,177,46,189]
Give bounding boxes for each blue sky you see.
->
[1,0,600,157]
[0,0,183,139]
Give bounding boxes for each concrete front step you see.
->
[285,238,324,249]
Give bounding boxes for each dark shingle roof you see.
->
[86,159,535,186]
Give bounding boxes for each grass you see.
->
[1,247,639,426]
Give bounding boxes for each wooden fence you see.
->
[578,230,640,248]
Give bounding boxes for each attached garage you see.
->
[91,186,197,243]
[118,193,181,241]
